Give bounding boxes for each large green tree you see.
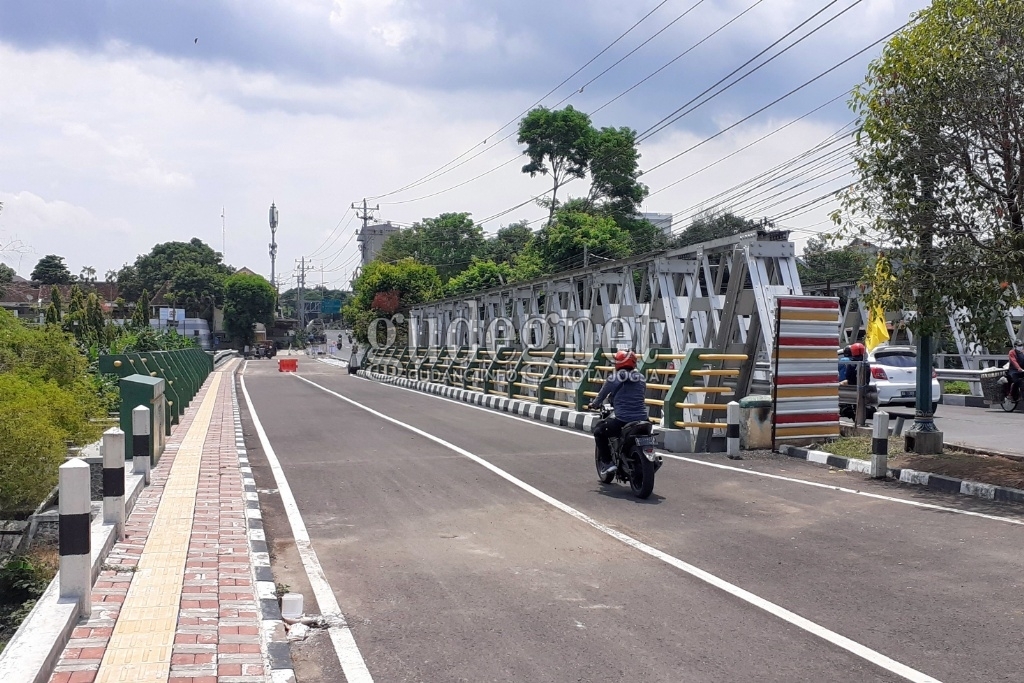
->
[518,106,597,223]
[532,209,632,272]
[445,259,515,297]
[132,238,233,306]
[670,212,761,249]
[344,258,441,343]
[375,213,487,282]
[485,221,534,266]
[798,236,872,291]
[586,126,648,218]
[838,0,1024,347]
[223,273,276,348]
[30,254,73,284]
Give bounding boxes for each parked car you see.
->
[867,345,942,413]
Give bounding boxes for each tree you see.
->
[344,259,442,343]
[0,263,14,297]
[587,126,648,218]
[518,106,596,223]
[133,238,232,305]
[115,263,143,302]
[670,212,761,248]
[31,255,72,284]
[104,269,118,283]
[445,259,515,297]
[838,0,1024,349]
[485,222,534,266]
[223,273,276,348]
[79,266,97,283]
[798,236,872,291]
[49,286,62,322]
[375,213,487,282]
[532,209,632,272]
[132,289,151,328]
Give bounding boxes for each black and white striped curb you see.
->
[230,378,296,683]
[356,370,600,433]
[778,444,1024,504]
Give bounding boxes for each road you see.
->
[238,358,1024,683]
[927,403,1024,456]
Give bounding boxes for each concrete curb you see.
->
[357,370,599,434]
[939,394,989,408]
[0,467,146,683]
[230,372,296,682]
[778,444,1024,504]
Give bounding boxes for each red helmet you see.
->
[613,350,637,370]
[850,342,866,357]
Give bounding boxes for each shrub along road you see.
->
[238,359,1024,683]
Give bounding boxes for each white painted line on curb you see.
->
[341,374,1024,528]
[292,373,942,683]
[239,372,374,683]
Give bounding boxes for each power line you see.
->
[367,0,675,202]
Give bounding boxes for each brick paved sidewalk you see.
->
[48,362,271,683]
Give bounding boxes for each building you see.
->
[357,222,401,266]
[641,213,674,236]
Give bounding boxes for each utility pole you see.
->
[221,207,226,258]
[352,198,379,230]
[294,257,315,329]
[584,244,589,268]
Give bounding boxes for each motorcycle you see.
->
[591,406,662,499]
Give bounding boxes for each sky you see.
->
[0,0,931,290]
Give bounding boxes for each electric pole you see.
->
[352,198,379,230]
[294,257,315,329]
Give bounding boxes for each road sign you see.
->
[321,299,342,314]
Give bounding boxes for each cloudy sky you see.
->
[0,0,928,289]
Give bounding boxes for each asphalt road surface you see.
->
[238,359,1024,683]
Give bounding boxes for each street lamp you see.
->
[269,203,279,297]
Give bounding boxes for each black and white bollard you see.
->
[59,459,92,618]
[726,401,741,459]
[102,427,126,540]
[132,405,151,485]
[870,411,889,478]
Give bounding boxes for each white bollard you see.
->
[132,405,151,485]
[726,401,741,460]
[102,427,126,540]
[870,411,890,479]
[59,459,92,618]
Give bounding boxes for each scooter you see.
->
[591,406,661,499]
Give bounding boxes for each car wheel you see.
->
[931,402,938,415]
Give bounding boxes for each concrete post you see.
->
[726,401,741,459]
[102,427,126,540]
[58,459,92,618]
[132,405,151,485]
[870,411,889,479]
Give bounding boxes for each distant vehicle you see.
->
[869,345,942,413]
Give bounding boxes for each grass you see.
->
[0,545,59,654]
[943,380,971,395]
[810,436,898,461]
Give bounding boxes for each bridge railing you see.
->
[361,347,749,437]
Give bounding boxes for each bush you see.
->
[0,378,66,514]
[944,380,971,395]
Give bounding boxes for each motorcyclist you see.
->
[1007,340,1024,400]
[588,350,648,478]
[839,342,866,385]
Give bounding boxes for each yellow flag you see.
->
[865,254,891,352]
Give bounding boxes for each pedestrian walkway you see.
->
[48,360,269,683]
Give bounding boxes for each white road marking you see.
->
[337,372,1024,527]
[292,373,942,683]
[238,372,374,683]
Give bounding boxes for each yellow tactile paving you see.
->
[95,372,223,683]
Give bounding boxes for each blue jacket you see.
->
[592,369,649,422]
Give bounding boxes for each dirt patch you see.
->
[888,452,1024,490]
[811,436,1024,491]
[0,544,59,653]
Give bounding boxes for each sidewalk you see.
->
[47,360,279,683]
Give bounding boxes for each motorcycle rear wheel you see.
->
[595,445,615,484]
[629,450,656,499]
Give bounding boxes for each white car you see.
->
[868,345,942,412]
